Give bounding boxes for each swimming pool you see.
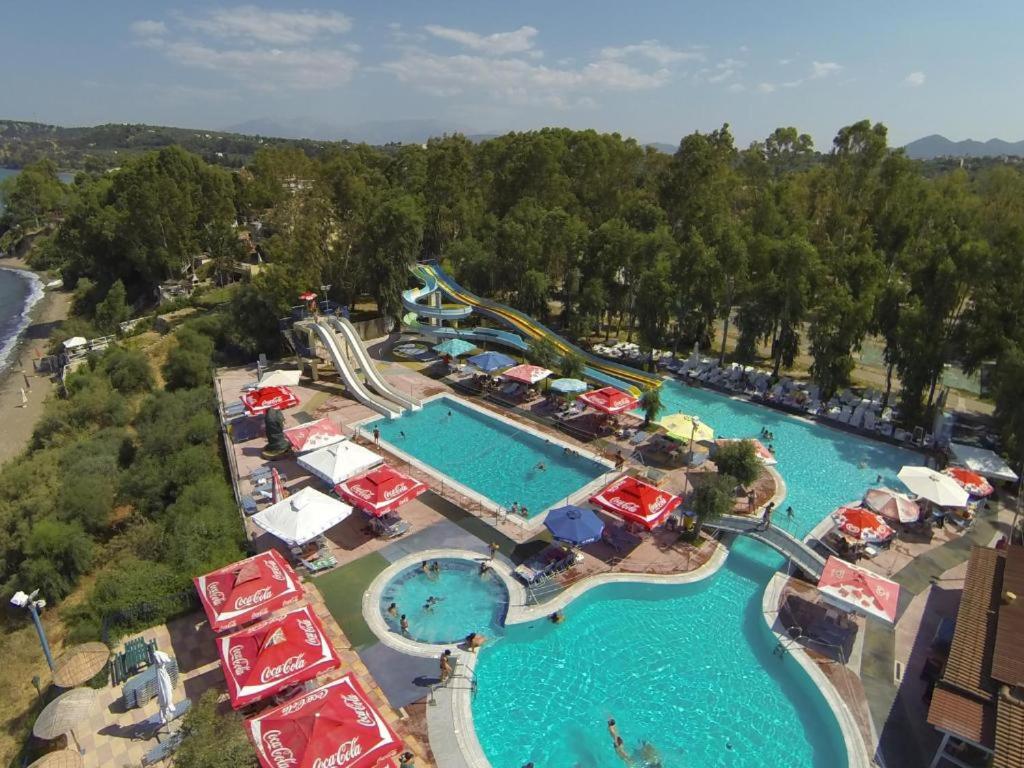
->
[470,380,918,767]
[379,558,508,644]
[371,396,609,517]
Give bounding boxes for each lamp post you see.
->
[688,416,701,461]
[11,589,55,671]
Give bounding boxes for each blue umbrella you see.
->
[549,378,588,395]
[433,338,477,357]
[468,350,516,373]
[544,505,605,545]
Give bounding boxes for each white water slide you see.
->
[324,316,421,413]
[310,322,402,419]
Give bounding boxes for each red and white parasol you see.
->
[246,674,403,768]
[942,466,994,498]
[577,387,640,414]
[831,505,894,543]
[299,291,318,302]
[242,385,300,416]
[335,464,427,517]
[863,487,919,524]
[590,475,680,530]
[219,605,340,709]
[284,418,345,454]
[194,550,303,632]
[817,556,900,623]
[502,364,552,385]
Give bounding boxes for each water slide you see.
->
[310,321,402,419]
[323,315,421,412]
[406,262,661,392]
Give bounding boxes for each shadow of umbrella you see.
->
[52,643,110,689]
[27,751,83,768]
[33,688,95,754]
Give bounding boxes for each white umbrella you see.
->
[297,441,383,486]
[897,466,969,508]
[153,650,175,724]
[258,369,302,388]
[251,487,352,546]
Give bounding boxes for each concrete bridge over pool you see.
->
[706,514,827,580]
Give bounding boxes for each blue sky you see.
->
[4,1,1022,147]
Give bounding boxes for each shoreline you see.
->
[0,255,72,467]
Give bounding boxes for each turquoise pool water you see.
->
[372,396,608,516]
[380,559,508,644]
[471,381,918,767]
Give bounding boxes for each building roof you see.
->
[943,546,1004,699]
[927,685,995,747]
[992,546,1024,688]
[993,695,1024,768]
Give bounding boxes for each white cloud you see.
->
[599,40,704,66]
[727,83,745,93]
[757,82,776,93]
[810,60,842,79]
[161,40,357,89]
[904,70,926,87]
[131,20,167,37]
[778,58,792,65]
[425,24,538,55]
[706,57,745,83]
[181,5,351,45]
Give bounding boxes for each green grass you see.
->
[313,552,389,649]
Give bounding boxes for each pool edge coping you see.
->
[352,393,620,531]
[761,571,874,768]
[363,545,731,768]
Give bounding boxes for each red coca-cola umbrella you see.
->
[284,418,345,454]
[242,385,300,416]
[247,674,403,768]
[194,550,303,632]
[501,364,552,385]
[942,466,994,498]
[299,291,318,302]
[831,505,894,543]
[334,464,427,517]
[578,387,640,415]
[590,475,680,530]
[219,605,340,709]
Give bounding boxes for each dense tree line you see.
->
[16,123,1024,467]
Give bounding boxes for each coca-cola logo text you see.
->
[297,618,322,647]
[281,687,327,715]
[262,729,297,768]
[207,581,226,607]
[234,587,273,611]
[260,654,307,683]
[341,693,375,728]
[382,483,410,500]
[266,558,286,582]
[311,738,362,768]
[606,497,640,513]
[229,645,251,676]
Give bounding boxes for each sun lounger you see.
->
[629,430,650,445]
[142,731,185,766]
[122,657,180,709]
[136,699,192,740]
[602,524,643,553]
[513,545,577,584]
[241,495,259,516]
[366,510,411,539]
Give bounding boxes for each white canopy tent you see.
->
[251,486,352,546]
[897,466,970,508]
[949,442,1019,483]
[297,441,383,486]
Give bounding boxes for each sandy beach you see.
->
[0,256,71,467]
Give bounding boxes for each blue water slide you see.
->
[401,268,473,320]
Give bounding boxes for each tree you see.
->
[102,347,154,393]
[559,351,585,380]
[163,328,215,391]
[527,336,559,370]
[639,387,662,426]
[713,441,761,486]
[20,518,94,602]
[690,474,736,532]
[0,159,66,229]
[93,280,131,333]
[360,193,424,322]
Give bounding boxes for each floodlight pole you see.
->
[11,590,55,671]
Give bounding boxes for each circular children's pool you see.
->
[379,558,508,644]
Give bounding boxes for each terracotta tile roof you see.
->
[993,694,1024,768]
[992,545,1024,687]
[943,546,1003,699]
[927,685,995,747]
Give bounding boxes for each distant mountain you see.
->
[904,134,1024,160]
[646,142,677,154]
[224,117,476,145]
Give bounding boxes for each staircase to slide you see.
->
[406,262,662,393]
[309,321,402,420]
[323,315,421,412]
[706,514,827,580]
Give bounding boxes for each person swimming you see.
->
[399,430,407,439]
[387,602,398,617]
[535,462,547,472]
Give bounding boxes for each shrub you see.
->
[101,347,153,393]
[20,518,93,601]
[64,372,130,428]
[714,440,761,486]
[163,329,215,390]
[174,690,258,768]
[640,387,662,426]
[94,280,131,333]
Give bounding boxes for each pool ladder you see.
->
[427,667,478,705]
